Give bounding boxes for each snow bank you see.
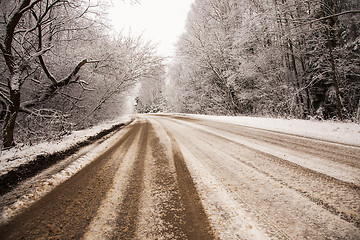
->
[180,114,360,146]
[0,116,132,176]
[0,123,134,224]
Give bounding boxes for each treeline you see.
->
[0,0,164,148]
[167,0,360,121]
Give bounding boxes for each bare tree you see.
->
[84,35,164,118]
[0,0,104,148]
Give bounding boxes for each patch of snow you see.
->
[173,114,360,146]
[83,129,139,240]
[0,120,134,224]
[178,141,271,240]
[170,117,360,185]
[0,116,132,177]
[157,116,360,239]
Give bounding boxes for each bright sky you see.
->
[109,0,194,58]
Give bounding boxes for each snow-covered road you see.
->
[1,114,359,239]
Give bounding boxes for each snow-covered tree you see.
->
[0,0,164,147]
[168,0,360,120]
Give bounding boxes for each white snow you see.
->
[0,119,134,224]
[1,113,359,235]
[155,115,360,239]
[0,116,132,177]
[178,141,271,240]
[170,118,360,185]
[173,114,360,146]
[83,128,139,240]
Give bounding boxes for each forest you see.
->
[165,0,360,121]
[0,0,164,148]
[1,0,360,149]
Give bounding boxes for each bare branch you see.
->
[28,78,41,84]
[38,55,57,84]
[79,80,94,91]
[2,0,34,73]
[21,58,90,109]
[59,91,82,101]
[58,59,87,86]
[293,10,360,25]
[29,46,52,59]
[19,107,64,118]
[0,91,12,105]
[19,0,47,15]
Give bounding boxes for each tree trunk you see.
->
[1,0,31,148]
[356,99,360,122]
[323,0,343,120]
[326,27,343,121]
[288,39,306,118]
[3,102,19,148]
[3,84,21,148]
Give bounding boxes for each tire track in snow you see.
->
[0,122,139,239]
[85,118,214,239]
[158,116,360,239]
[83,120,144,239]
[158,118,286,240]
[136,121,187,239]
[113,120,148,239]
[165,117,360,185]
[186,120,360,228]
[189,118,360,169]
[193,129,360,229]
[166,129,215,239]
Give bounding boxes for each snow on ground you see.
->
[2,113,358,177]
[178,141,271,240]
[1,118,135,224]
[0,116,132,177]
[171,117,360,185]
[177,114,360,146]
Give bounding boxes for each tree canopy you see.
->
[0,0,164,148]
[167,0,360,121]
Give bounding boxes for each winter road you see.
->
[0,115,359,239]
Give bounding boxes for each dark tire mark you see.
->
[191,125,360,229]
[148,125,186,238]
[0,124,138,240]
[113,121,148,239]
[165,129,215,240]
[0,122,129,196]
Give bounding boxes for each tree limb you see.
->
[0,91,12,105]
[30,46,52,59]
[38,55,57,84]
[294,10,360,25]
[79,80,95,91]
[19,107,63,118]
[3,0,32,73]
[21,58,89,109]
[19,0,46,15]
[57,59,87,87]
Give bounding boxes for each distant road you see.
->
[1,115,359,239]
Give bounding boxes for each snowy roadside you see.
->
[170,114,360,147]
[0,116,132,177]
[1,117,135,224]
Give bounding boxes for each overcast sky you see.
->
[109,0,195,58]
